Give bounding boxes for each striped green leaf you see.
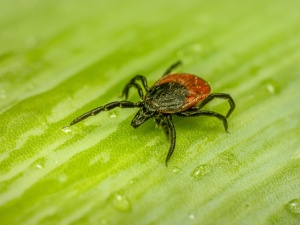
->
[1,0,300,224]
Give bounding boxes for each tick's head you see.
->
[131,104,156,129]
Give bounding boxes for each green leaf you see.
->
[1,0,300,224]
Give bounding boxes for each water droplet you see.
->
[62,126,72,134]
[129,179,136,184]
[191,164,212,180]
[110,114,116,119]
[35,164,43,169]
[108,111,119,119]
[262,79,280,95]
[188,213,195,220]
[172,166,183,174]
[31,157,46,170]
[109,191,131,212]
[217,151,241,171]
[286,198,300,214]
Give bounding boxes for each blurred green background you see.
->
[1,0,300,224]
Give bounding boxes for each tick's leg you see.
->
[177,109,228,132]
[122,83,144,99]
[67,101,142,126]
[130,75,149,91]
[165,115,176,165]
[122,75,149,100]
[163,61,182,76]
[155,116,170,140]
[197,93,235,118]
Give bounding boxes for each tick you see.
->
[65,61,235,165]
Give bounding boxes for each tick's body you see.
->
[148,73,211,113]
[66,61,235,165]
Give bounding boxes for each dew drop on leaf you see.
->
[109,191,131,212]
[62,126,72,134]
[191,164,212,180]
[217,151,241,171]
[172,166,183,174]
[31,157,46,170]
[188,213,195,220]
[110,114,116,119]
[262,79,280,95]
[35,164,43,169]
[108,111,118,119]
[286,198,300,214]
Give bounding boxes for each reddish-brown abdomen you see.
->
[153,73,211,111]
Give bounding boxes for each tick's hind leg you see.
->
[122,75,149,100]
[163,61,182,76]
[176,108,228,132]
[67,101,142,127]
[197,93,235,118]
[155,116,170,140]
[165,116,176,165]
[155,115,176,165]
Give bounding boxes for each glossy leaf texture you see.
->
[1,0,300,224]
